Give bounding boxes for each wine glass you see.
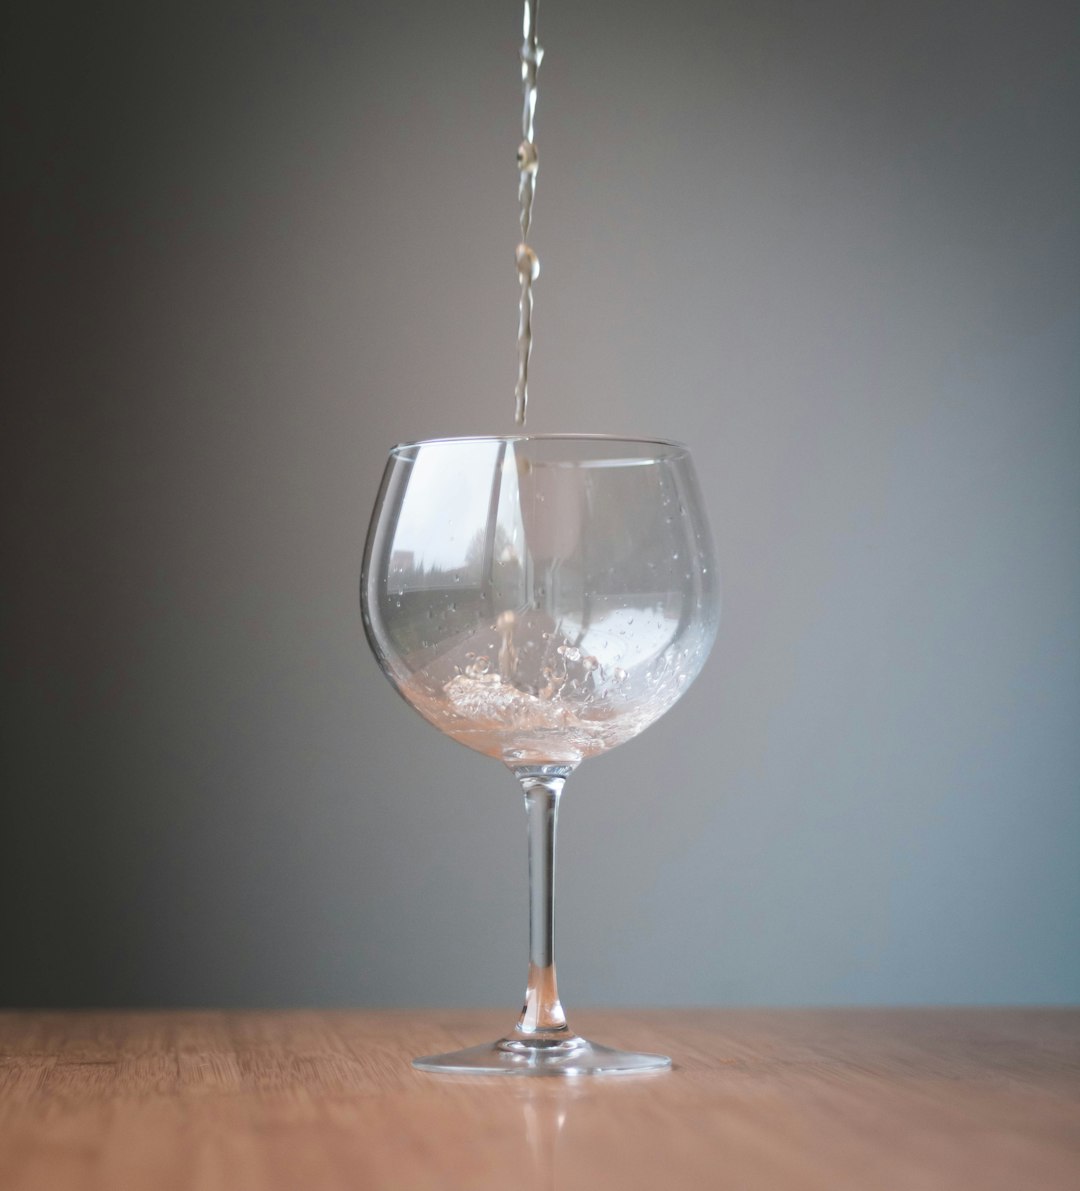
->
[361,435,719,1074]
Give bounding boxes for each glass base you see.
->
[413,1034,671,1076]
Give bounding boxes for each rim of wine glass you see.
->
[388,433,691,459]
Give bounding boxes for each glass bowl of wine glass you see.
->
[361,434,719,1074]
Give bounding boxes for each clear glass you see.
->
[361,435,720,1074]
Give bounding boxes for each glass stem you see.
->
[513,766,573,1041]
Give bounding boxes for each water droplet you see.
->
[520,41,544,69]
[517,139,538,173]
[515,243,540,281]
[582,655,599,672]
[613,667,628,683]
[557,645,581,661]
[676,673,688,686]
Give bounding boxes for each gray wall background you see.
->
[2,0,1077,1008]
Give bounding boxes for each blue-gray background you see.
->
[3,0,1077,1008]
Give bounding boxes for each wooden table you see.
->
[1,1009,1077,1190]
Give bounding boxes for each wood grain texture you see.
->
[0,1009,1077,1190]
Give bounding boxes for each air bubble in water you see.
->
[464,655,493,680]
[517,140,538,173]
[516,243,540,281]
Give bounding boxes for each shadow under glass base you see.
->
[413,1034,671,1076]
